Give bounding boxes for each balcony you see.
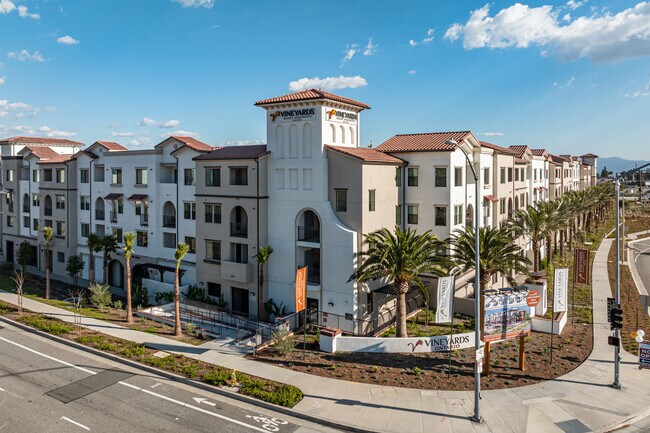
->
[163,215,176,228]
[230,222,248,238]
[221,260,252,283]
[307,266,321,285]
[298,226,320,243]
[140,213,149,226]
[110,211,118,223]
[95,209,105,221]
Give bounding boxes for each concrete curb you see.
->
[596,405,650,433]
[0,315,373,433]
[627,239,650,315]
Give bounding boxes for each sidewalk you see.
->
[1,237,648,433]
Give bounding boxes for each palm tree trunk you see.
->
[560,230,565,258]
[126,258,133,324]
[395,280,409,338]
[89,251,95,285]
[174,267,182,336]
[258,265,265,322]
[546,236,552,268]
[103,253,108,286]
[45,249,50,300]
[532,239,539,272]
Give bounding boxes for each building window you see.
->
[23,216,29,228]
[206,240,221,261]
[56,169,65,183]
[335,189,347,212]
[117,198,124,214]
[500,198,506,215]
[184,168,195,186]
[184,202,196,220]
[396,205,402,225]
[507,167,513,182]
[407,167,418,186]
[135,168,148,185]
[111,168,122,185]
[56,195,65,210]
[368,190,375,212]
[230,167,248,186]
[534,169,537,181]
[163,232,176,249]
[454,205,463,225]
[395,167,402,187]
[80,196,90,211]
[80,168,89,183]
[435,167,447,187]
[56,221,65,237]
[435,206,447,226]
[185,236,196,254]
[33,219,40,231]
[45,219,53,228]
[44,169,53,182]
[454,167,463,187]
[57,252,65,263]
[515,169,519,182]
[80,223,90,238]
[483,168,490,185]
[33,169,40,182]
[205,203,221,223]
[6,216,13,227]
[5,169,13,182]
[205,167,220,186]
[137,230,148,247]
[407,205,418,224]
[207,282,222,298]
[94,165,105,182]
[500,168,506,184]
[231,242,248,264]
[112,227,123,243]
[32,193,40,207]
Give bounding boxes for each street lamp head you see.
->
[445,139,459,147]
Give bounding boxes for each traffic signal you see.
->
[610,307,623,330]
[608,336,620,346]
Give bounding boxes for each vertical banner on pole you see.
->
[575,249,590,284]
[553,268,569,313]
[295,267,307,313]
[436,276,454,323]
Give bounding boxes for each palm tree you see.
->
[86,233,103,285]
[173,242,190,337]
[510,203,552,272]
[349,227,445,338]
[42,226,53,299]
[451,225,530,292]
[123,232,135,324]
[101,235,119,286]
[254,245,273,321]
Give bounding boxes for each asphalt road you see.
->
[0,323,338,433]
[632,238,650,293]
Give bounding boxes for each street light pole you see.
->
[447,139,481,422]
[613,176,621,389]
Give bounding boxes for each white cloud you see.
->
[129,138,152,147]
[624,77,650,97]
[553,76,575,89]
[408,70,417,75]
[563,13,571,21]
[288,75,368,92]
[11,125,34,134]
[340,44,358,66]
[160,119,180,128]
[410,28,435,46]
[363,38,377,56]
[57,35,79,45]
[0,0,16,14]
[172,0,214,9]
[481,132,505,137]
[112,131,134,137]
[17,5,39,20]
[137,117,157,127]
[46,130,76,138]
[7,50,45,62]
[566,0,587,10]
[445,2,650,63]
[216,139,265,147]
[38,126,51,132]
[165,130,200,138]
[0,76,5,85]
[0,99,56,119]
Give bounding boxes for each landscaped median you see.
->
[0,301,303,408]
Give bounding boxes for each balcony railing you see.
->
[140,213,149,226]
[95,209,105,220]
[230,222,248,238]
[298,226,320,242]
[110,211,118,223]
[307,267,321,285]
[163,214,176,228]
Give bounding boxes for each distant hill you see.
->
[598,157,650,175]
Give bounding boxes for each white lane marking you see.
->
[0,335,270,433]
[60,416,90,431]
[193,397,216,406]
[0,386,22,399]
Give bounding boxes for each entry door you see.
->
[306,298,319,324]
[231,287,249,316]
[5,241,14,263]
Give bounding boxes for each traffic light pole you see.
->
[613,178,622,389]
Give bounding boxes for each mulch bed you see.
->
[250,322,593,391]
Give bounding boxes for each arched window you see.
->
[275,125,285,159]
[22,193,29,213]
[340,125,346,144]
[303,123,312,159]
[163,201,176,228]
[45,195,53,216]
[349,127,355,145]
[330,124,336,143]
[95,197,105,220]
[230,206,248,238]
[288,124,298,159]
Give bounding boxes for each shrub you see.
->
[271,329,296,356]
[155,291,174,305]
[89,284,112,310]
[121,343,146,358]
[202,368,230,386]
[133,284,150,308]
[19,315,74,335]
[113,300,123,310]
[182,363,200,379]
[239,381,303,408]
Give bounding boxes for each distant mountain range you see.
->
[598,157,650,175]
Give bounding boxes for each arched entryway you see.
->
[132,264,146,287]
[108,259,124,288]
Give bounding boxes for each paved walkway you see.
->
[1,237,649,433]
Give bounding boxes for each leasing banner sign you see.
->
[554,268,569,312]
[295,267,307,312]
[435,276,455,323]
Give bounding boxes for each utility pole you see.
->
[613,177,622,389]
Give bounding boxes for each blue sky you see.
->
[1,0,649,159]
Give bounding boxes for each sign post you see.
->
[295,267,307,358]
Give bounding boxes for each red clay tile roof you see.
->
[193,145,268,161]
[549,154,570,164]
[530,149,548,157]
[376,131,473,153]
[325,145,404,164]
[514,157,529,164]
[19,146,61,160]
[480,141,517,155]
[171,136,213,152]
[38,154,74,164]
[1,136,82,146]
[95,141,127,151]
[508,145,529,158]
[255,89,370,110]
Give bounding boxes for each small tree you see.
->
[68,286,86,335]
[174,242,190,337]
[10,269,25,315]
[101,235,119,286]
[17,240,34,276]
[86,233,103,286]
[89,283,112,310]
[42,226,54,300]
[123,232,136,324]
[254,245,273,321]
[66,255,85,292]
